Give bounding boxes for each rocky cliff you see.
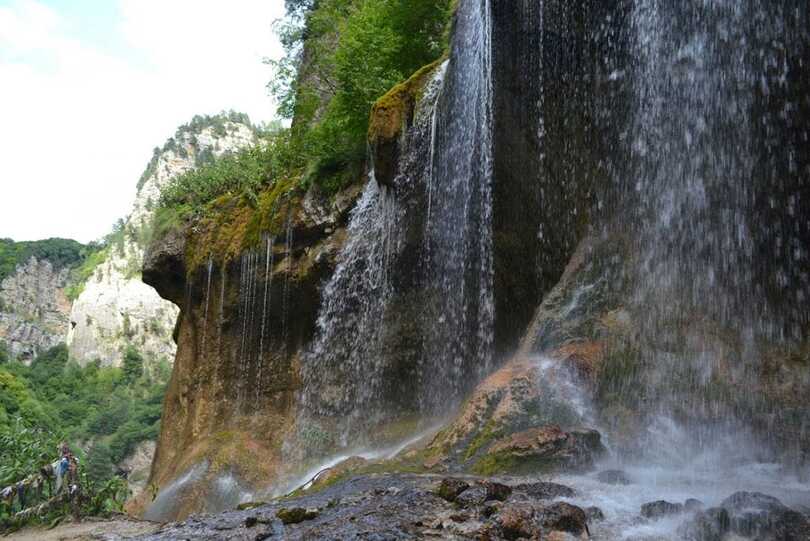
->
[0,256,73,362]
[67,115,257,368]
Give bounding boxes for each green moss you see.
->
[471,452,558,476]
[463,420,501,461]
[368,58,446,146]
[277,506,318,524]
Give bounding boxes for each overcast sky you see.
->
[0,0,286,243]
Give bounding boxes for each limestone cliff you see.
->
[67,116,257,367]
[0,257,72,361]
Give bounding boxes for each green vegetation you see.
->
[269,0,452,184]
[0,344,169,527]
[137,111,256,192]
[151,1,452,254]
[63,247,107,301]
[0,238,88,283]
[158,139,293,216]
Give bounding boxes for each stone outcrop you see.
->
[67,117,256,368]
[0,257,72,362]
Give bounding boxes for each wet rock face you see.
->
[597,469,632,485]
[490,0,632,356]
[132,474,590,541]
[0,257,72,362]
[139,184,359,520]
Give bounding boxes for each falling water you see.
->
[300,0,494,435]
[302,178,399,421]
[256,234,275,400]
[281,213,293,354]
[421,0,495,411]
[201,257,213,350]
[598,0,810,463]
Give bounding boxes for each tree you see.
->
[85,442,114,484]
[122,346,144,383]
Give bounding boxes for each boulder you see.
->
[276,507,319,525]
[721,491,810,540]
[513,481,576,500]
[678,507,731,541]
[597,469,632,485]
[497,503,541,540]
[538,502,590,537]
[585,506,605,521]
[436,478,470,502]
[496,501,590,540]
[640,500,684,519]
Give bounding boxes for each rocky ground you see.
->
[5,471,809,540]
[14,471,804,541]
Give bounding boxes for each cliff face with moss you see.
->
[67,117,257,368]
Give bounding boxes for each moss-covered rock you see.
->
[277,506,319,524]
[368,58,445,187]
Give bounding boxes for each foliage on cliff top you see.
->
[136,111,257,193]
[0,238,88,283]
[268,0,452,185]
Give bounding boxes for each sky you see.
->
[0,0,286,243]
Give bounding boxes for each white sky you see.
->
[0,0,286,243]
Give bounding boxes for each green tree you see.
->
[122,346,144,383]
[85,442,114,484]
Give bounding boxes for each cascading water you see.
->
[300,0,494,437]
[611,0,810,462]
[421,0,495,411]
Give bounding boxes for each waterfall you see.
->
[421,0,495,411]
[300,0,494,436]
[610,0,808,460]
[256,234,274,400]
[201,257,213,350]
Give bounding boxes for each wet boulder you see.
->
[721,491,810,540]
[276,507,319,524]
[678,507,731,541]
[455,486,488,508]
[483,481,513,502]
[597,469,632,485]
[497,503,542,540]
[640,500,684,519]
[585,506,605,521]
[513,481,577,500]
[684,498,704,512]
[538,502,590,537]
[496,501,590,540]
